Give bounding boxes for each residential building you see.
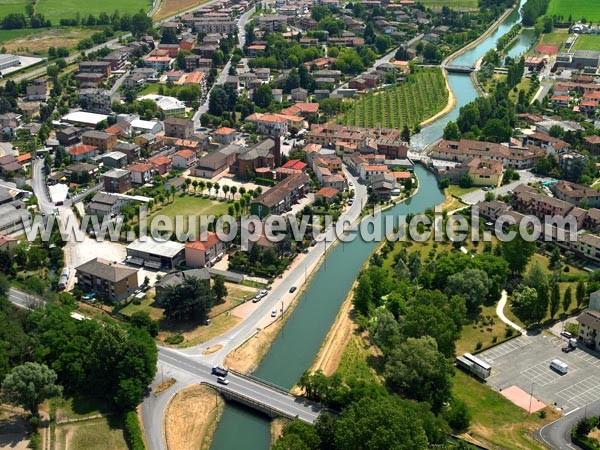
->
[87,192,127,218]
[113,142,140,163]
[552,180,600,208]
[78,88,119,114]
[164,117,194,139]
[149,155,172,175]
[75,257,138,301]
[250,172,310,218]
[128,163,154,185]
[68,144,99,162]
[81,130,118,151]
[577,309,600,349]
[78,61,112,77]
[213,127,237,144]
[56,127,81,147]
[26,78,47,101]
[171,149,197,169]
[155,269,211,296]
[315,186,340,204]
[103,168,132,193]
[102,151,128,168]
[138,95,185,117]
[185,232,226,267]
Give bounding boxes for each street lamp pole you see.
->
[528,382,534,414]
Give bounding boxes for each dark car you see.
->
[212,365,228,377]
[562,346,575,353]
[289,286,297,293]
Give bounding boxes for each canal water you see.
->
[210,1,533,448]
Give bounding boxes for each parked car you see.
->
[259,289,268,297]
[562,346,575,353]
[560,331,572,339]
[217,376,230,385]
[252,295,262,303]
[271,310,277,318]
[289,286,297,293]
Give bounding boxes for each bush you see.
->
[164,335,184,345]
[124,410,146,450]
[475,341,482,351]
[505,326,514,338]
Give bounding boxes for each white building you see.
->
[131,119,163,135]
[138,95,186,117]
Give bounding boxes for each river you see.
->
[210,1,531,448]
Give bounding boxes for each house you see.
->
[371,173,396,200]
[281,103,319,118]
[75,257,138,301]
[155,269,211,296]
[315,186,340,204]
[171,149,197,169]
[254,14,287,32]
[185,232,226,267]
[78,61,111,77]
[103,168,132,193]
[291,87,308,102]
[149,155,172,175]
[0,233,18,252]
[250,172,310,218]
[87,192,127,218]
[213,127,237,145]
[128,163,154,185]
[0,155,21,176]
[439,158,503,187]
[68,144,99,162]
[245,113,289,136]
[360,164,388,182]
[552,180,600,208]
[126,239,186,269]
[584,135,600,154]
[56,127,81,147]
[130,119,163,135]
[143,55,173,71]
[113,142,140,163]
[524,132,569,155]
[81,130,118,151]
[164,117,194,139]
[26,78,47,101]
[577,308,600,349]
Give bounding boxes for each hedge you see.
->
[125,410,146,450]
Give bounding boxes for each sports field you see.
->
[0,0,29,18]
[547,0,600,22]
[36,0,151,24]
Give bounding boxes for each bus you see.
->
[58,268,70,290]
[456,353,492,379]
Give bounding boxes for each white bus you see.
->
[456,353,492,379]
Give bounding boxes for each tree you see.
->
[446,268,491,316]
[2,363,62,415]
[253,84,273,109]
[369,308,401,354]
[272,421,320,450]
[155,277,216,322]
[550,283,560,319]
[443,121,461,140]
[213,275,228,303]
[512,285,546,325]
[385,336,453,413]
[353,273,372,316]
[576,280,586,308]
[401,124,411,143]
[500,230,536,274]
[524,260,548,292]
[563,286,572,312]
[130,311,159,337]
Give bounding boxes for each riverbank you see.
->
[164,385,223,450]
[443,5,516,67]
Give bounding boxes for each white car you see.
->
[217,376,229,385]
[259,289,268,297]
[271,310,277,318]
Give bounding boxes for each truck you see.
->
[456,353,491,379]
[212,365,228,377]
[58,268,70,290]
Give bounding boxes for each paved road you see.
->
[192,6,255,126]
[536,399,600,449]
[7,288,45,310]
[532,80,552,104]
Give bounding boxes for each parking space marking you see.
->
[479,336,531,364]
[556,377,600,409]
[520,361,565,386]
[574,351,600,368]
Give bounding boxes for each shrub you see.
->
[505,326,514,338]
[475,341,482,351]
[164,335,184,345]
[124,410,145,450]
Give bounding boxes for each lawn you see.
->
[573,35,600,52]
[0,0,28,18]
[417,0,477,9]
[147,193,228,233]
[55,417,127,450]
[341,68,448,130]
[456,304,517,355]
[160,313,242,348]
[54,395,114,421]
[336,333,382,383]
[120,293,163,321]
[137,83,161,96]
[452,370,560,450]
[536,30,569,48]
[446,185,478,197]
[37,0,151,24]
[547,0,600,22]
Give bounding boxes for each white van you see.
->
[550,359,569,374]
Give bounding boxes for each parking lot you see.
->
[478,332,600,412]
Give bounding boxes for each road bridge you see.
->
[444,65,476,73]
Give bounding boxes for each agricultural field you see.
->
[0,0,29,18]
[573,35,600,52]
[0,27,94,54]
[154,0,210,20]
[341,68,449,130]
[36,0,151,24]
[546,0,600,22]
[417,0,478,9]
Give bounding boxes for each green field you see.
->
[341,68,449,130]
[147,193,228,232]
[573,35,600,52]
[0,0,29,18]
[0,28,36,43]
[547,0,600,22]
[36,0,151,24]
[417,0,478,9]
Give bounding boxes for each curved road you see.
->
[536,400,600,449]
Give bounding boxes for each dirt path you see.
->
[165,385,223,450]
